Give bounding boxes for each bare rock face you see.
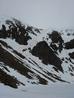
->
[31,41,63,72]
[0,20,31,45]
[0,68,23,88]
[65,39,74,49]
[69,52,74,59]
[0,18,74,89]
[49,31,63,43]
[48,31,64,52]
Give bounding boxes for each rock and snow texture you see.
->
[0,18,74,89]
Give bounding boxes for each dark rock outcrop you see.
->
[0,19,31,45]
[65,39,74,49]
[0,45,48,87]
[69,52,74,59]
[49,31,63,43]
[0,18,74,88]
[0,45,33,79]
[48,31,64,52]
[31,41,63,72]
[0,68,24,88]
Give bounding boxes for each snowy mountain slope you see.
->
[0,18,74,89]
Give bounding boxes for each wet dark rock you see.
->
[31,41,63,72]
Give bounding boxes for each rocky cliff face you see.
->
[0,18,74,88]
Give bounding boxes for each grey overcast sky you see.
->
[0,0,74,29]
